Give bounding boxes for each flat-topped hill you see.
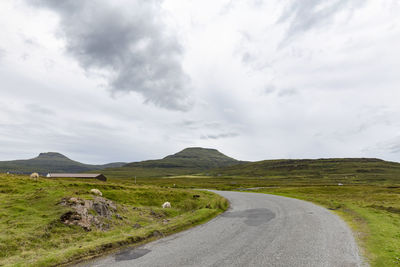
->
[125,147,239,169]
[0,152,125,174]
[103,147,243,178]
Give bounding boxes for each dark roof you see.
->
[47,173,106,181]
[48,173,100,178]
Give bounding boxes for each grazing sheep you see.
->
[30,172,39,181]
[162,202,171,208]
[90,189,103,196]
[338,183,343,186]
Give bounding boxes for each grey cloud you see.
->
[26,104,55,116]
[181,120,197,126]
[241,52,256,64]
[264,85,276,94]
[21,53,29,61]
[278,88,297,97]
[176,120,224,131]
[364,137,400,156]
[200,132,239,140]
[380,137,400,154]
[220,0,264,16]
[251,0,265,8]
[30,0,191,111]
[24,37,40,47]
[204,122,222,129]
[278,0,364,46]
[389,143,400,154]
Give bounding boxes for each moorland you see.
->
[1,147,400,266]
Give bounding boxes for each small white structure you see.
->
[30,172,39,180]
[162,202,171,208]
[338,183,343,186]
[90,189,103,196]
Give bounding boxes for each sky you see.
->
[0,0,400,164]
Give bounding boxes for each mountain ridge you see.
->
[0,152,126,174]
[208,157,400,184]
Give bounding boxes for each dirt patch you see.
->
[149,210,165,219]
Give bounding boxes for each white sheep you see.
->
[90,188,103,196]
[30,172,39,181]
[162,202,171,208]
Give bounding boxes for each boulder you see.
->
[60,196,117,231]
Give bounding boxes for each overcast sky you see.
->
[1,0,400,164]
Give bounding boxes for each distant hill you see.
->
[0,152,126,174]
[126,147,240,169]
[210,158,400,184]
[102,147,244,178]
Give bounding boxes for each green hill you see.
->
[127,147,240,169]
[0,152,125,174]
[210,158,400,184]
[102,147,243,178]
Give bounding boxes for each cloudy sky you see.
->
[1,0,400,164]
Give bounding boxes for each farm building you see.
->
[46,173,107,181]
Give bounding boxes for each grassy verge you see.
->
[250,185,400,267]
[0,174,228,266]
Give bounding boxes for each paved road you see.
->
[80,191,363,267]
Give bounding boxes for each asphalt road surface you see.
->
[80,190,363,267]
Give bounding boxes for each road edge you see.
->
[68,192,230,267]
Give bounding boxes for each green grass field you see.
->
[0,174,228,266]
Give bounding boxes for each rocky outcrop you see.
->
[59,196,117,231]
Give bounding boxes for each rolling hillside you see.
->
[0,152,125,174]
[210,158,400,184]
[102,147,243,178]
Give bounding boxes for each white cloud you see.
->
[0,0,400,163]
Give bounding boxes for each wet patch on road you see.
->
[222,208,275,226]
[114,248,151,261]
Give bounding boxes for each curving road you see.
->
[80,191,363,267]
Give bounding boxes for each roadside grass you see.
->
[0,174,228,266]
